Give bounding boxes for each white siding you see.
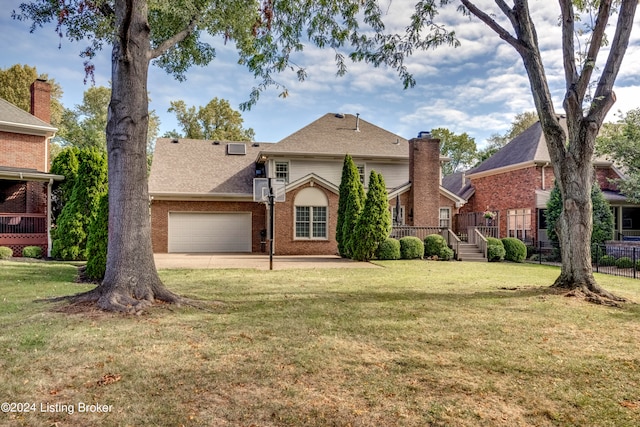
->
[168,212,252,253]
[367,162,409,189]
[286,158,409,189]
[289,159,342,184]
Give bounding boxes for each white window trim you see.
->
[507,208,532,240]
[439,207,451,228]
[294,205,328,240]
[274,161,290,183]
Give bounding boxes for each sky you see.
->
[1,1,640,149]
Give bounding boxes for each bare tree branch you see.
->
[460,0,521,52]
[575,0,613,105]
[559,0,578,93]
[588,0,638,124]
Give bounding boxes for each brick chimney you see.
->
[30,79,51,123]
[408,134,441,226]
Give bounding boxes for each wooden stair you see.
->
[456,243,487,262]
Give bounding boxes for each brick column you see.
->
[408,136,440,226]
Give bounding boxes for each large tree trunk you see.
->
[461,0,636,304]
[78,0,179,312]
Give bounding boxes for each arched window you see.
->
[294,187,328,239]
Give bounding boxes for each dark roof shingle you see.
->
[149,139,264,196]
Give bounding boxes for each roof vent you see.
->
[212,141,221,145]
[335,113,345,118]
[252,142,260,147]
[227,143,247,155]
[171,138,179,144]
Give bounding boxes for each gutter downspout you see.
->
[47,178,53,258]
[541,162,549,190]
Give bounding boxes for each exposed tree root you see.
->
[553,283,627,307]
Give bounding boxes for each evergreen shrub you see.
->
[486,237,505,262]
[599,255,616,266]
[487,245,506,262]
[0,246,13,259]
[376,238,401,260]
[424,234,448,258]
[501,237,527,262]
[85,193,108,280]
[616,256,633,269]
[22,246,42,258]
[399,236,424,260]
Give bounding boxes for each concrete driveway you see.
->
[153,253,380,270]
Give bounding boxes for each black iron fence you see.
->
[531,240,640,280]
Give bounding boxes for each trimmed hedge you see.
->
[399,236,424,260]
[376,238,401,260]
[22,246,43,258]
[486,237,505,262]
[616,256,634,269]
[501,238,527,263]
[424,234,449,259]
[486,237,502,247]
[599,255,616,266]
[487,245,506,262]
[0,246,12,259]
[438,246,454,261]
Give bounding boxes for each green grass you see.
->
[1,260,640,426]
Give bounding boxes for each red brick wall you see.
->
[30,80,51,124]
[469,166,539,239]
[150,200,267,253]
[274,182,339,255]
[0,131,47,171]
[408,137,440,226]
[596,167,620,192]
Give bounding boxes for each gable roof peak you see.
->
[261,112,409,158]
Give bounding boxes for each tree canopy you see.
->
[0,64,64,127]
[431,128,477,175]
[596,108,640,203]
[13,0,636,309]
[166,98,255,141]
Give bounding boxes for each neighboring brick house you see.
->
[149,113,466,255]
[0,80,62,256]
[443,117,636,244]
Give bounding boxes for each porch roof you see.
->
[0,166,64,182]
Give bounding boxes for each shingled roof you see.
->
[468,117,613,179]
[260,113,408,158]
[149,139,264,197]
[467,121,550,177]
[0,97,57,135]
[441,171,475,200]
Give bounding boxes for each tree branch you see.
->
[460,0,522,53]
[494,0,518,29]
[148,16,199,60]
[575,0,613,104]
[559,0,578,92]
[588,0,638,124]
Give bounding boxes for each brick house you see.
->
[443,117,637,244]
[0,80,62,256]
[149,113,465,255]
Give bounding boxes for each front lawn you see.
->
[1,260,639,426]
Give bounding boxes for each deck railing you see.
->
[390,226,444,241]
[0,214,47,234]
[472,228,488,259]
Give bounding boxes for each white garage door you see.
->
[168,212,252,253]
